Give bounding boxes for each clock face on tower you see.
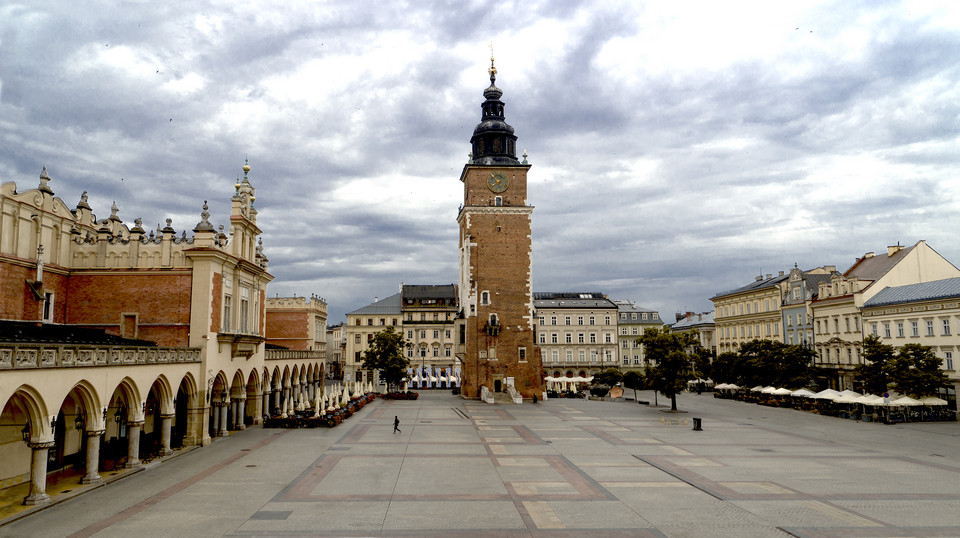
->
[487,171,509,193]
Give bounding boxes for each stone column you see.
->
[210,403,220,438]
[237,399,246,430]
[23,441,55,505]
[82,430,105,484]
[159,415,174,456]
[273,388,281,411]
[262,389,271,417]
[218,402,228,437]
[230,399,239,430]
[124,421,143,468]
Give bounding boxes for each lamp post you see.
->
[21,421,30,443]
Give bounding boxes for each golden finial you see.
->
[242,155,251,173]
[488,42,497,82]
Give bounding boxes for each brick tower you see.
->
[458,56,544,400]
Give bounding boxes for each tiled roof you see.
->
[862,277,960,308]
[401,284,456,300]
[671,311,715,330]
[711,274,788,300]
[347,293,402,316]
[0,320,158,346]
[845,244,915,280]
[534,292,616,309]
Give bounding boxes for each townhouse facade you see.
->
[671,311,716,355]
[615,300,665,372]
[534,292,619,377]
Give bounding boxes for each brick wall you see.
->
[65,272,193,347]
[265,310,309,350]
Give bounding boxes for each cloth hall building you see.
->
[0,164,322,506]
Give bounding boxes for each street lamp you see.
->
[75,411,85,431]
[21,421,30,443]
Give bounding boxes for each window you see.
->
[633,356,641,365]
[621,328,627,335]
[367,334,374,342]
[897,322,904,337]
[946,352,954,371]
[518,347,526,361]
[566,350,573,362]
[604,333,612,343]
[632,327,638,335]
[631,313,637,320]
[927,320,935,336]
[642,313,648,320]
[604,316,611,324]
[565,334,572,343]
[407,348,413,357]
[239,287,250,332]
[793,288,800,300]
[787,316,792,327]
[788,333,794,345]
[590,350,597,362]
[420,347,427,357]
[355,318,361,326]
[420,330,426,339]
[589,333,597,343]
[564,316,571,325]
[445,346,451,357]
[480,291,489,305]
[578,333,585,343]
[433,347,439,357]
[854,317,859,331]
[367,318,373,326]
[407,330,414,339]
[495,196,502,206]
[551,350,559,362]
[622,341,629,348]
[911,321,919,337]
[223,295,232,331]
[943,319,951,336]
[539,333,546,343]
[589,316,595,325]
[884,323,891,338]
[871,324,878,337]
[354,334,361,344]
[577,316,583,325]
[380,318,386,326]
[433,330,439,338]
[845,317,850,332]
[551,333,558,343]
[551,316,557,325]
[623,357,629,365]
[538,317,545,325]
[42,292,54,322]
[578,350,585,362]
[652,313,659,320]
[445,330,451,338]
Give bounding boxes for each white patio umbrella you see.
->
[772,387,793,396]
[725,384,740,390]
[583,376,594,383]
[919,396,948,406]
[812,389,841,400]
[750,385,765,392]
[890,396,923,406]
[714,383,729,390]
[314,396,321,417]
[280,396,289,418]
[790,388,817,398]
[856,395,886,406]
[833,393,862,404]
[760,386,778,394]
[837,390,861,398]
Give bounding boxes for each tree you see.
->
[592,368,623,388]
[711,352,742,385]
[854,335,896,394]
[889,343,949,397]
[622,370,644,401]
[360,327,410,391]
[638,328,692,411]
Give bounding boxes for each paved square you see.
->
[3,391,959,537]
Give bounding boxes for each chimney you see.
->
[778,271,784,276]
[864,252,875,259]
[755,275,763,281]
[887,245,903,256]
[825,265,836,272]
[374,296,379,303]
[766,273,772,279]
[676,312,683,322]
[400,281,404,293]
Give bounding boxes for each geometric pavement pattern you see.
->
[3,391,959,537]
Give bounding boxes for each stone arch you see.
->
[230,370,246,398]
[2,385,51,442]
[245,369,260,426]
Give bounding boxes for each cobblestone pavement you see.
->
[3,391,959,537]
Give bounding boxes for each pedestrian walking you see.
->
[393,415,401,434]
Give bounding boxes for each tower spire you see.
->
[470,49,519,166]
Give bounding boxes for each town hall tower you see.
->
[458,57,544,399]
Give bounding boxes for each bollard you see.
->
[692,417,702,431]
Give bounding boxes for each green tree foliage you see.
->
[360,327,410,391]
[888,343,949,397]
[853,335,895,395]
[638,328,692,411]
[711,352,742,385]
[689,346,713,381]
[592,368,623,388]
[622,370,645,401]
[734,339,816,388]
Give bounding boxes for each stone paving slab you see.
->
[2,390,959,537]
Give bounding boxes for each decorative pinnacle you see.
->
[243,157,251,181]
[488,42,497,84]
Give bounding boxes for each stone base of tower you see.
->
[460,331,544,400]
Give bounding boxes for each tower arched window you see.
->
[480,291,490,305]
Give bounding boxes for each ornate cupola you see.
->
[469,54,519,166]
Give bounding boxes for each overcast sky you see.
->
[3,1,960,324]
